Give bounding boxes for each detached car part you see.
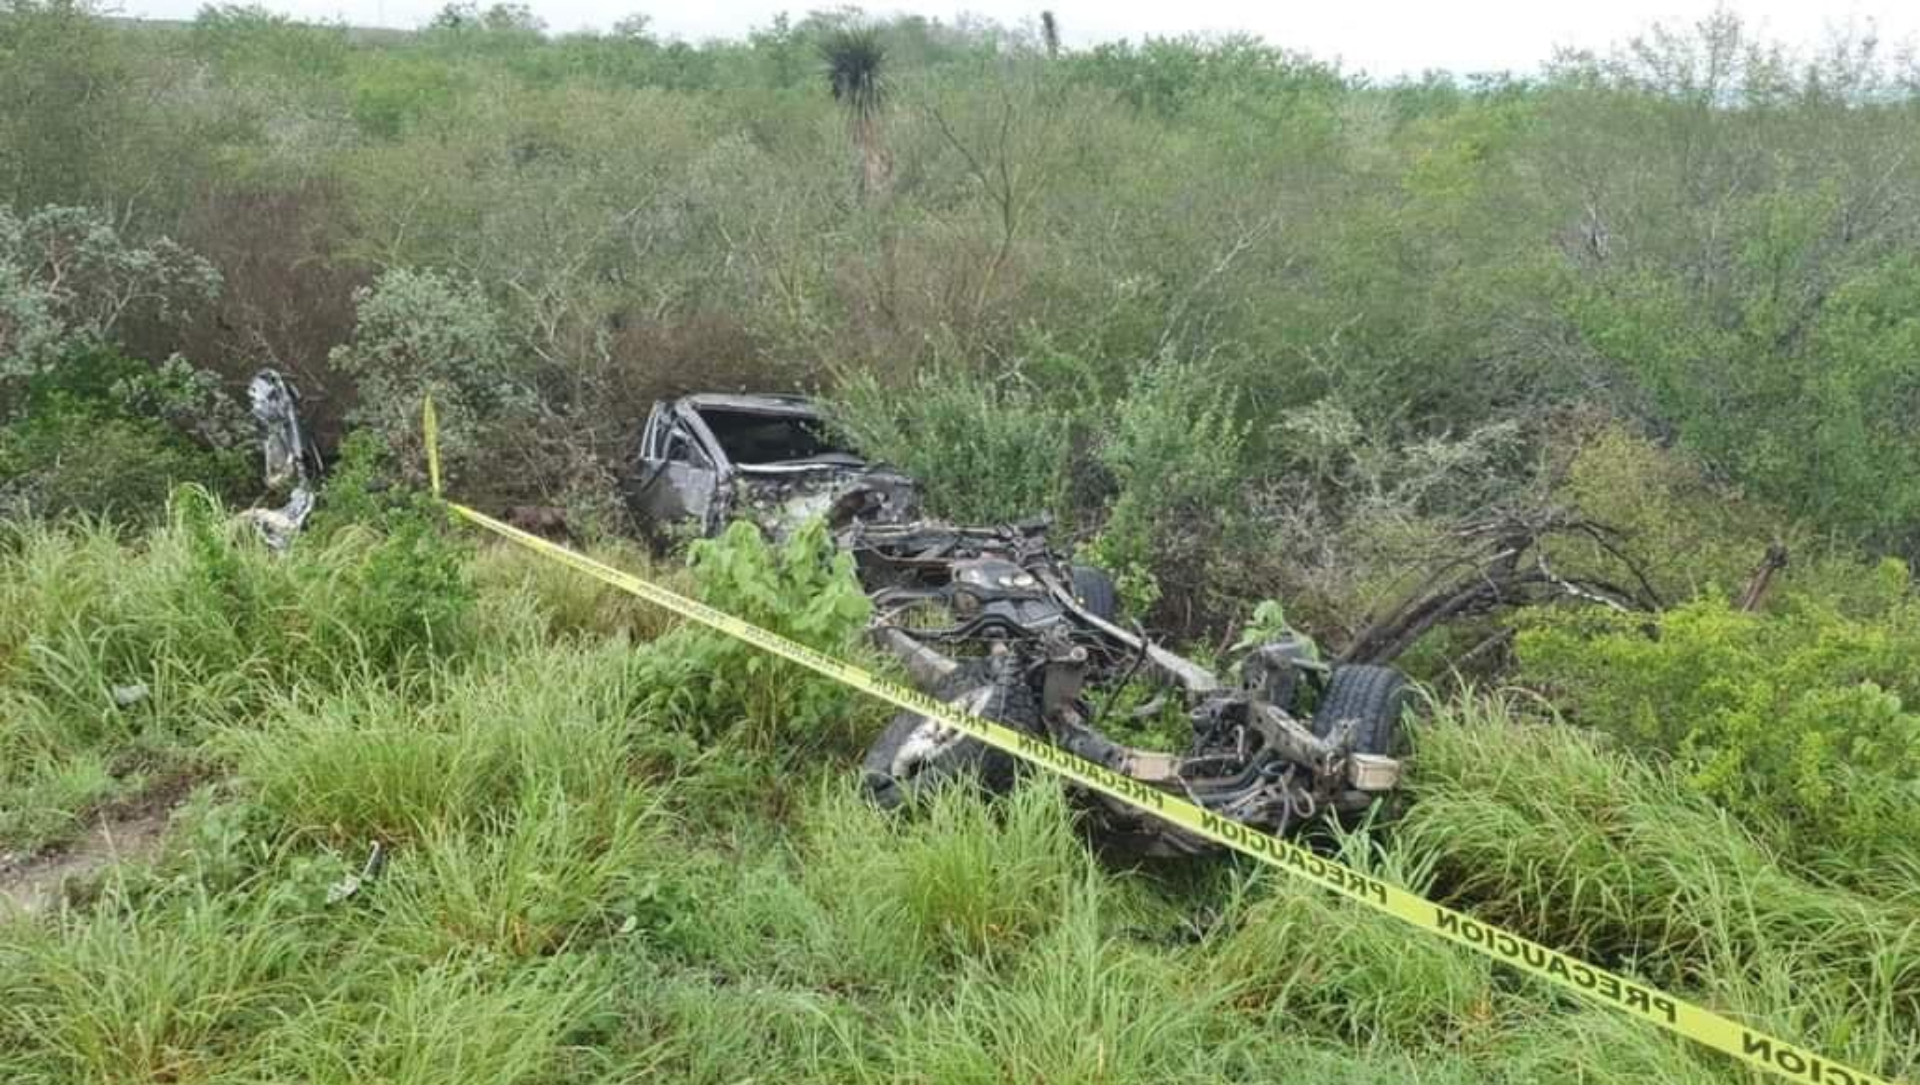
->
[236,369,322,549]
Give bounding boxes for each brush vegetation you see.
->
[2,504,1917,1084]
[5,2,1920,1083]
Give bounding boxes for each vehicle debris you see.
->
[847,518,1410,855]
[236,369,322,549]
[244,377,1414,854]
[325,841,387,904]
[627,394,1413,854]
[622,394,919,541]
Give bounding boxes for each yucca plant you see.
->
[820,26,891,199]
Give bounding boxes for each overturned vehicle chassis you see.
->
[848,520,1410,856]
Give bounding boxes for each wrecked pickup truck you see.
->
[623,394,920,541]
[248,376,1406,855]
[626,393,1412,856]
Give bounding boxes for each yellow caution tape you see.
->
[421,399,1894,1085]
[423,395,442,498]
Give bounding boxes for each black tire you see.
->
[1310,665,1411,756]
[862,665,1038,810]
[1070,564,1119,621]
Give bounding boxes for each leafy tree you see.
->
[190,4,351,81]
[0,206,220,382]
[327,268,532,488]
[0,0,130,208]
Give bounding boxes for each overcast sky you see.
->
[116,0,1918,78]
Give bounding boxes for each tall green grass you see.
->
[1398,693,1920,1080]
[0,493,473,849]
[3,512,1917,1085]
[1,875,324,1083]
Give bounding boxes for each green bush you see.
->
[323,501,474,671]
[0,206,219,380]
[1517,588,1920,880]
[634,518,872,747]
[1087,358,1249,617]
[0,345,252,524]
[833,367,1074,525]
[1542,421,1765,604]
[328,268,533,493]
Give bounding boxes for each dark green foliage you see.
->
[302,429,402,542]
[634,519,873,746]
[349,51,465,137]
[833,368,1073,525]
[1067,34,1346,120]
[0,345,252,523]
[1517,579,1920,881]
[1086,360,1250,616]
[0,0,132,208]
[190,4,351,81]
[324,499,473,672]
[820,26,885,120]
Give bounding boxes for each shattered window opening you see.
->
[697,408,854,466]
[665,428,704,466]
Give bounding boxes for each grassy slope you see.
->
[1,511,1915,1085]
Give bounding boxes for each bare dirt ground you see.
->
[0,778,191,918]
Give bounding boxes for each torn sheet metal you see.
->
[237,369,321,549]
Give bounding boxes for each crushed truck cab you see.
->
[622,394,919,540]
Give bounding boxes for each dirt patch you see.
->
[0,775,194,919]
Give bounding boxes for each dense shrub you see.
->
[0,205,219,380]
[833,367,1073,525]
[634,518,873,746]
[0,344,252,523]
[1516,578,1920,879]
[1086,359,1249,618]
[327,268,534,491]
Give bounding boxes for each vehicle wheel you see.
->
[1310,665,1411,756]
[862,666,1038,810]
[1070,564,1120,621]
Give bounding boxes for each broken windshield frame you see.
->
[692,406,860,468]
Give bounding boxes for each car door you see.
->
[629,405,722,532]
